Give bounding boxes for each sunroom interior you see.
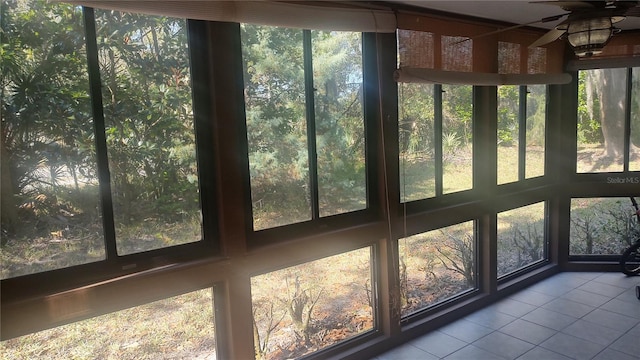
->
[1,0,639,359]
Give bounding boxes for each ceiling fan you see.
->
[529,0,640,56]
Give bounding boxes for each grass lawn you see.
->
[0,289,216,359]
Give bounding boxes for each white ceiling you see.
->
[393,0,640,31]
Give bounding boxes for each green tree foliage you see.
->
[94,9,199,226]
[497,85,519,146]
[496,85,548,149]
[577,70,603,144]
[312,31,365,215]
[242,26,366,228]
[2,0,90,214]
[1,0,202,275]
[526,84,546,148]
[398,83,434,156]
[242,25,309,228]
[442,85,473,146]
[398,83,436,201]
[632,68,640,150]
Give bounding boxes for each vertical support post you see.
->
[188,19,218,251]
[83,7,117,260]
[519,85,527,180]
[364,31,402,337]
[434,84,444,196]
[623,68,632,172]
[303,30,320,219]
[474,85,498,292]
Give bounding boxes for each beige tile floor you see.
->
[374,272,640,360]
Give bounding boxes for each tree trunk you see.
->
[596,69,626,159]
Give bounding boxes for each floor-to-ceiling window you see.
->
[569,67,640,261]
[4,2,638,359]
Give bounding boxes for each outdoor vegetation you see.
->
[242,25,366,230]
[497,84,546,184]
[399,221,476,317]
[398,202,548,316]
[251,248,373,360]
[398,83,474,201]
[1,1,209,358]
[497,202,546,277]
[3,1,640,359]
[570,197,640,255]
[1,0,201,279]
[577,68,640,173]
[2,2,371,358]
[399,82,547,200]
[2,0,105,276]
[0,288,216,359]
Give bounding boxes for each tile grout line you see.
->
[375,273,639,360]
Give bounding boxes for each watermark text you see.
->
[607,176,640,184]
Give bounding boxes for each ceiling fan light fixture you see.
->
[566,17,620,57]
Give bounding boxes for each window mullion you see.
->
[518,85,527,180]
[434,84,444,196]
[303,29,320,219]
[187,19,217,248]
[82,7,117,260]
[623,67,632,172]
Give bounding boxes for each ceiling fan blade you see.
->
[612,0,640,10]
[451,13,568,45]
[625,6,640,16]
[529,28,566,47]
[475,16,564,37]
[531,1,604,11]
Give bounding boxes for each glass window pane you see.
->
[1,0,104,279]
[497,85,519,185]
[398,83,435,202]
[631,67,640,171]
[442,85,473,193]
[0,288,216,358]
[95,11,201,255]
[399,221,476,317]
[312,31,366,217]
[251,247,374,359]
[497,202,546,277]
[570,197,638,255]
[526,85,546,178]
[241,25,310,230]
[577,69,627,173]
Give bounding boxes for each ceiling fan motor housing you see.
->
[532,0,639,57]
[566,16,617,56]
